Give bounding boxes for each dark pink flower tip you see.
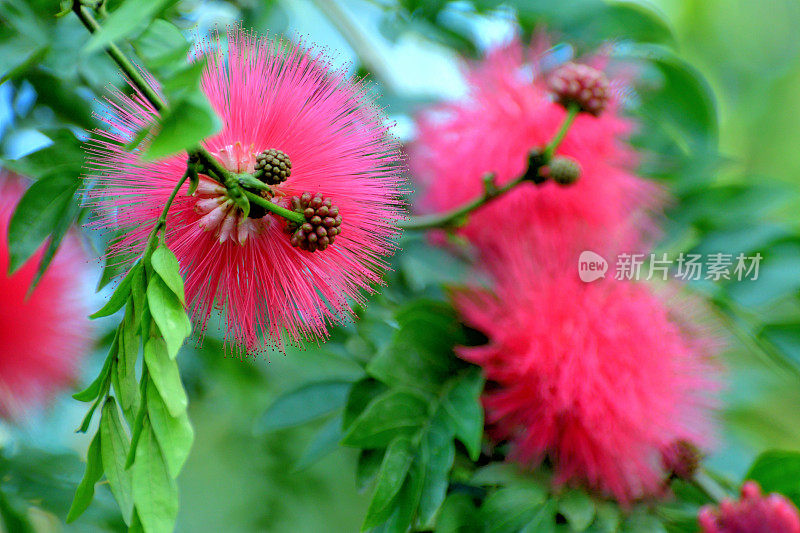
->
[548,62,610,116]
[85,27,406,353]
[0,173,92,418]
[698,481,800,533]
[452,227,721,504]
[661,439,702,481]
[410,36,664,258]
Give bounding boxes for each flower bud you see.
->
[662,439,701,481]
[698,481,800,533]
[548,62,610,116]
[546,157,581,186]
[253,149,292,185]
[285,193,342,252]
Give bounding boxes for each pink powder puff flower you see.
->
[410,36,662,255]
[86,28,405,352]
[699,481,800,533]
[0,173,91,418]
[452,227,720,504]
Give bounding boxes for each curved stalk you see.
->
[399,104,579,231]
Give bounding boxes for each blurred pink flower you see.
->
[699,481,800,533]
[411,37,662,255]
[0,173,91,418]
[453,228,720,503]
[86,28,405,352]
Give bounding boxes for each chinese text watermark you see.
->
[578,251,762,283]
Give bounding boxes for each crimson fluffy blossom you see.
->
[0,173,91,418]
[411,37,662,254]
[453,228,720,503]
[86,28,405,352]
[699,481,800,533]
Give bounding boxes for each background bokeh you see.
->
[1,0,800,531]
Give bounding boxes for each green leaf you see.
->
[25,69,94,129]
[294,415,344,471]
[91,263,140,319]
[84,0,178,54]
[342,390,430,448]
[435,493,479,533]
[100,398,134,525]
[151,245,186,305]
[0,490,33,533]
[257,380,352,432]
[510,0,674,46]
[381,454,426,533]
[7,171,79,275]
[344,378,387,429]
[159,59,206,101]
[27,192,81,291]
[129,509,145,533]
[520,501,557,533]
[0,0,49,82]
[480,482,548,533]
[594,502,621,533]
[617,44,718,153]
[745,450,800,507]
[132,421,179,533]
[440,370,484,461]
[623,511,667,533]
[146,384,194,478]
[367,301,464,393]
[471,463,529,487]
[1,128,83,179]
[147,276,191,360]
[95,242,136,292]
[417,418,455,528]
[66,431,103,523]
[73,343,116,402]
[77,395,103,434]
[126,377,150,469]
[144,337,188,416]
[142,92,222,161]
[116,308,141,423]
[0,36,48,84]
[356,449,385,493]
[131,265,147,323]
[133,19,189,68]
[558,490,595,531]
[363,436,415,531]
[583,1,675,45]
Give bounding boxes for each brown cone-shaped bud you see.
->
[546,157,581,186]
[662,440,701,481]
[285,192,342,252]
[253,149,292,185]
[548,62,610,116]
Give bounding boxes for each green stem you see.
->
[399,105,579,231]
[543,104,579,160]
[243,190,304,224]
[189,146,230,183]
[71,1,166,112]
[399,172,530,231]
[144,173,189,256]
[692,469,731,503]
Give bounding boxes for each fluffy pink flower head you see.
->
[699,481,800,533]
[0,173,91,418]
[87,28,405,352]
[453,228,720,503]
[411,36,662,254]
